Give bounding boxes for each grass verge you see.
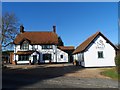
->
[101,67,120,80]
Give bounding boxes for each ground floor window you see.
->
[60,55,63,58]
[43,54,51,60]
[18,55,29,61]
[98,51,104,58]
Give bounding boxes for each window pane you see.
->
[21,41,29,50]
[22,56,25,60]
[42,45,52,49]
[27,55,29,60]
[43,54,51,60]
[19,55,21,61]
[18,55,29,61]
[98,51,103,58]
[61,55,63,58]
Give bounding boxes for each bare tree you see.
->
[1,12,19,49]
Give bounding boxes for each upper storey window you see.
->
[42,45,52,49]
[98,51,104,58]
[20,41,29,50]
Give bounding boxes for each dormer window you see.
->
[21,41,29,50]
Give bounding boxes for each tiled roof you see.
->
[14,32,58,45]
[58,46,74,51]
[73,31,118,54]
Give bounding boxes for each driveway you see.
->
[2,64,118,89]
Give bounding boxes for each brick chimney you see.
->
[53,25,56,33]
[20,25,24,33]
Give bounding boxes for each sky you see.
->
[2,2,118,48]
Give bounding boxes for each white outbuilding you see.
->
[73,31,118,67]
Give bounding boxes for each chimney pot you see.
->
[53,25,56,33]
[20,25,24,33]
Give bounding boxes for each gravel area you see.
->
[4,75,118,88]
[5,64,114,79]
[3,64,119,89]
[42,76,118,88]
[64,68,111,79]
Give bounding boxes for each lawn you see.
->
[101,51,120,80]
[101,67,120,80]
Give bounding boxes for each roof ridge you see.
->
[73,31,101,54]
[73,31,118,54]
[14,31,58,45]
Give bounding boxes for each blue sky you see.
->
[2,2,118,47]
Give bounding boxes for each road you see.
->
[2,64,118,89]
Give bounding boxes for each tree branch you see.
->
[2,42,13,47]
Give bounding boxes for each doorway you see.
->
[33,55,37,64]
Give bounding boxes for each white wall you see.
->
[17,61,29,64]
[73,54,78,61]
[73,53,85,66]
[83,35,116,67]
[14,44,56,62]
[14,44,68,63]
[57,48,68,62]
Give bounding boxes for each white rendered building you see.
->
[73,32,118,67]
[13,25,74,64]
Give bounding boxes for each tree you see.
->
[57,36,64,46]
[1,12,19,49]
[115,44,120,73]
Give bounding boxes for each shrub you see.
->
[115,54,120,66]
[115,52,120,73]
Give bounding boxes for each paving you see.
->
[2,63,119,89]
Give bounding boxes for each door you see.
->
[33,55,37,64]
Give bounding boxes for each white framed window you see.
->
[21,41,29,50]
[98,51,104,58]
[42,45,52,49]
[18,55,29,61]
[43,54,51,60]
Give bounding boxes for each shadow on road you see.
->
[2,64,84,89]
